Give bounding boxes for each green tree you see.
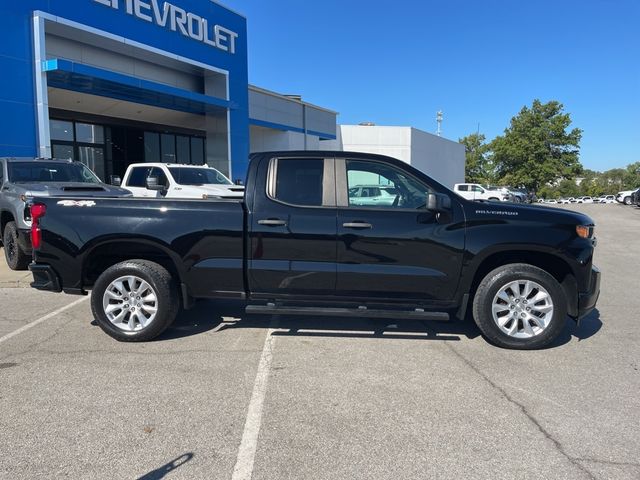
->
[491,100,583,193]
[623,162,640,189]
[459,132,493,184]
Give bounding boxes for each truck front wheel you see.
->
[91,260,179,342]
[472,263,567,349]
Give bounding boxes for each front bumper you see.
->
[577,265,600,320]
[29,263,62,292]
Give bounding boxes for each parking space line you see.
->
[231,317,279,480]
[0,296,89,345]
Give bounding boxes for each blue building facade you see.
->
[0,1,336,181]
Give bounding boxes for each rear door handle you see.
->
[343,222,372,229]
[258,218,287,226]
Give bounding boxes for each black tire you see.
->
[3,221,30,271]
[623,196,631,205]
[91,260,179,342]
[472,263,567,350]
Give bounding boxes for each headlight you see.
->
[576,225,594,239]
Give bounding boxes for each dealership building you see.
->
[0,0,337,182]
[326,125,465,188]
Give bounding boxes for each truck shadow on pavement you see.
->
[159,299,476,342]
[156,300,603,348]
[546,308,602,348]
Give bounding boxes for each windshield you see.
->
[7,162,101,184]
[168,167,232,186]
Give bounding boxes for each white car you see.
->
[348,185,398,206]
[453,183,503,201]
[600,195,616,204]
[545,199,558,204]
[616,189,639,205]
[575,196,593,204]
[120,163,245,199]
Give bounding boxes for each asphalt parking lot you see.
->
[1,204,639,480]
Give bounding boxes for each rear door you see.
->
[248,155,337,297]
[335,157,464,302]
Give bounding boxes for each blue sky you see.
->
[221,0,639,171]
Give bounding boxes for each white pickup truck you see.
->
[453,183,503,201]
[118,163,244,199]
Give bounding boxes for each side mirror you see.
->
[427,192,451,212]
[145,176,165,191]
[108,175,121,187]
[234,179,244,186]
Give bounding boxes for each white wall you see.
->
[410,128,465,189]
[325,125,465,188]
[249,126,320,153]
[248,86,336,138]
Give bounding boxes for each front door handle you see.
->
[343,221,372,229]
[258,218,287,227]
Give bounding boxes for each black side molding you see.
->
[246,304,450,321]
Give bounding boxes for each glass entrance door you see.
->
[50,119,106,180]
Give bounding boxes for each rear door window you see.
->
[269,158,329,207]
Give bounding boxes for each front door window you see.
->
[346,159,430,209]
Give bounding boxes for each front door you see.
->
[248,155,337,297]
[335,158,464,302]
[123,166,167,198]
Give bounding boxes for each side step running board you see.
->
[245,304,450,321]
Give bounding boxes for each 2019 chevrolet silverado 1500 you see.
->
[27,151,600,349]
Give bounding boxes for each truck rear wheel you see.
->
[91,260,179,342]
[472,263,567,349]
[3,221,30,271]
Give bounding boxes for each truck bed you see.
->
[32,197,246,298]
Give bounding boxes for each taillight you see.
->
[30,203,46,250]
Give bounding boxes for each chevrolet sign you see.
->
[94,0,239,54]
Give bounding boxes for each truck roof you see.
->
[126,163,214,169]
[1,157,75,163]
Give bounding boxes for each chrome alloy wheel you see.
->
[102,275,158,332]
[491,280,554,339]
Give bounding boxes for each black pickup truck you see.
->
[28,151,600,349]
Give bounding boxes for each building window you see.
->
[75,123,104,144]
[52,144,74,160]
[50,120,74,142]
[176,136,191,164]
[144,132,161,162]
[191,138,204,164]
[161,134,176,163]
[144,132,206,165]
[50,119,106,180]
